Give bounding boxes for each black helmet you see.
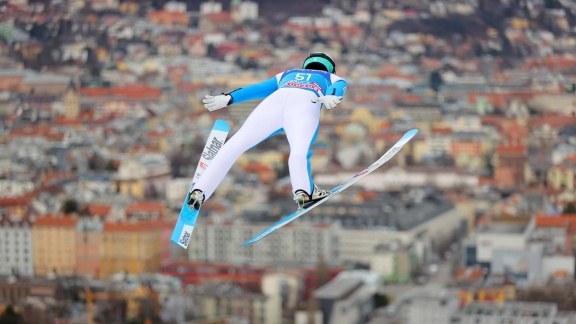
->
[302,52,336,73]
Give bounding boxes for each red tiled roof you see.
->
[41,172,74,185]
[431,127,454,135]
[523,55,576,70]
[358,191,377,200]
[183,34,204,45]
[455,266,485,282]
[494,168,515,186]
[529,115,576,129]
[502,125,529,138]
[479,177,495,185]
[34,215,78,227]
[147,10,189,25]
[378,65,400,75]
[177,82,205,92]
[80,84,161,99]
[125,202,164,213]
[400,94,423,103]
[205,12,233,24]
[9,125,64,141]
[377,132,413,142]
[421,57,443,70]
[282,22,362,35]
[103,219,165,232]
[146,128,174,139]
[87,204,112,217]
[535,215,576,227]
[0,192,36,207]
[480,115,515,129]
[243,162,273,173]
[376,68,417,81]
[216,43,242,56]
[496,143,526,154]
[52,116,83,126]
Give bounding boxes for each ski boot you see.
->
[293,185,330,210]
[187,189,205,210]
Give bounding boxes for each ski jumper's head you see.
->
[302,52,336,74]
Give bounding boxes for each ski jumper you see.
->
[192,69,347,200]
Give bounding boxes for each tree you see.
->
[564,202,576,214]
[373,293,390,308]
[429,70,444,93]
[62,198,79,214]
[0,305,23,324]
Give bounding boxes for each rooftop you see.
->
[314,277,363,300]
[477,221,529,234]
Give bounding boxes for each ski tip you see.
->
[401,129,419,140]
[241,236,262,246]
[214,119,231,132]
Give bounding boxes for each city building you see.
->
[113,154,171,200]
[32,215,78,277]
[370,240,415,283]
[191,282,281,324]
[0,275,58,305]
[100,220,163,278]
[0,216,33,276]
[187,219,339,266]
[404,288,460,324]
[313,271,380,324]
[466,218,533,269]
[76,217,102,278]
[316,166,480,190]
[450,302,576,324]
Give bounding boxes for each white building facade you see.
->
[0,217,34,276]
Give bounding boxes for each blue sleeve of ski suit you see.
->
[326,80,347,96]
[228,77,278,104]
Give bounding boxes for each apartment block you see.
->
[101,220,163,278]
[32,215,78,277]
[0,217,33,276]
[450,302,576,324]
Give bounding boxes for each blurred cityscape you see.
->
[1,0,576,323]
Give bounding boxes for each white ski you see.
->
[171,119,230,249]
[242,129,419,246]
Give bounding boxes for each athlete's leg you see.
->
[192,92,288,200]
[283,89,321,195]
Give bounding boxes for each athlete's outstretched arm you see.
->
[228,77,279,103]
[202,77,279,111]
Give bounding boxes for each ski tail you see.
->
[170,119,230,249]
[189,119,230,186]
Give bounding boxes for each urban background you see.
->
[1,0,576,323]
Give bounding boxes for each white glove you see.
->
[312,95,342,110]
[203,94,231,111]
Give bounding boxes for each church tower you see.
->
[64,78,79,120]
[231,0,241,23]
